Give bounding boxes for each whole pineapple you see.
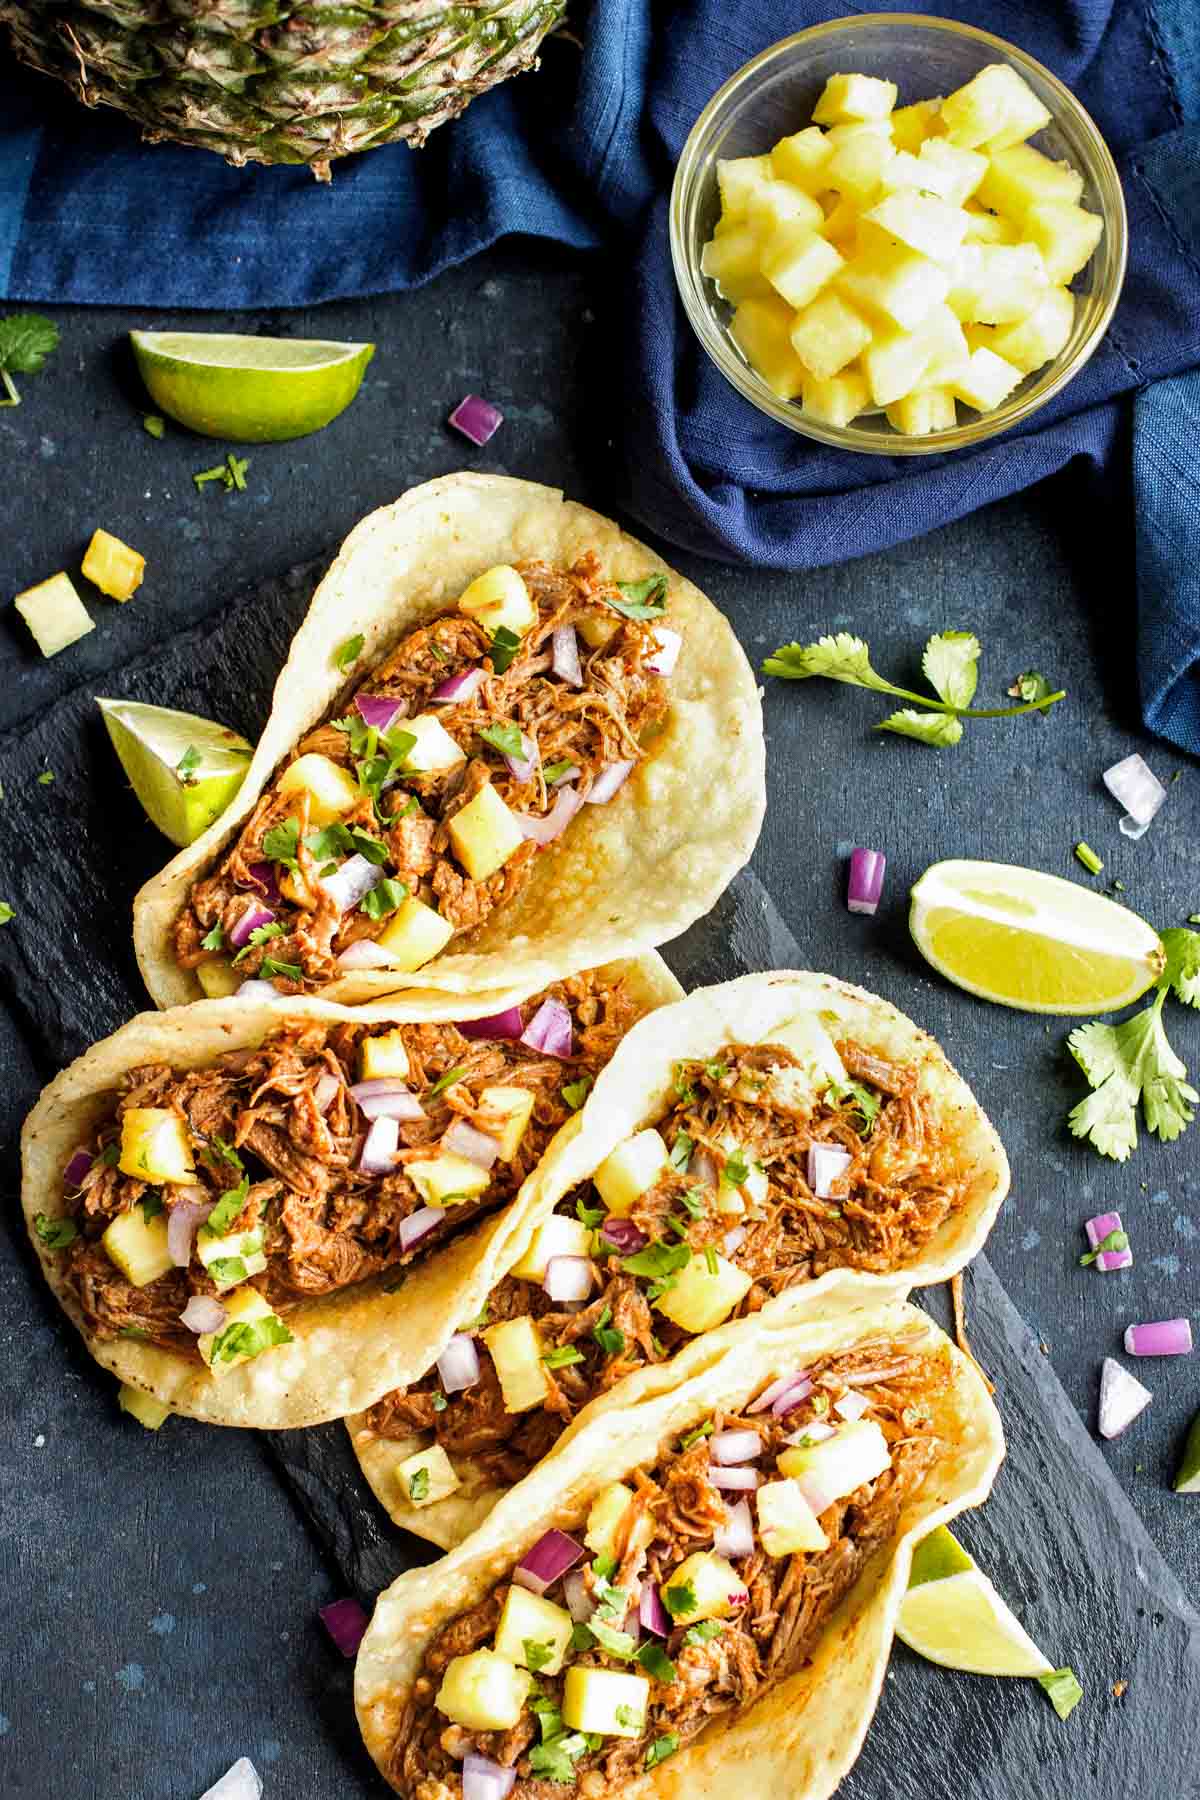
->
[1,1,568,179]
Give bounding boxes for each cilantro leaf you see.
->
[922,631,980,709]
[261,957,303,982]
[1160,928,1200,1009]
[543,758,579,784]
[361,877,408,920]
[37,770,55,785]
[562,1074,593,1112]
[523,1638,555,1673]
[261,818,301,870]
[645,1734,680,1769]
[608,574,668,620]
[543,1345,585,1368]
[683,1618,723,1647]
[489,626,521,674]
[140,1193,164,1221]
[0,312,60,406]
[571,1617,637,1661]
[529,1733,585,1783]
[408,1466,430,1503]
[34,1212,77,1249]
[428,1065,467,1098]
[592,1305,626,1359]
[876,708,964,746]
[208,1255,248,1286]
[0,901,14,925]
[232,919,285,964]
[722,1146,749,1187]
[661,1580,696,1618]
[824,1078,881,1135]
[635,1641,676,1682]
[210,1314,293,1363]
[668,1131,693,1172]
[621,1238,691,1298]
[335,633,365,673]
[431,1391,447,1411]
[204,1175,250,1237]
[1009,669,1054,707]
[200,922,225,952]
[763,633,892,689]
[479,722,526,759]
[576,1195,604,1229]
[1067,993,1197,1159]
[614,1704,640,1729]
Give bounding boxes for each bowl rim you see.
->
[669,11,1129,456]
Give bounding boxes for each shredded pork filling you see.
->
[57,972,643,1356]
[389,1339,947,1799]
[174,555,671,991]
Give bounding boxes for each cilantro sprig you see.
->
[764,631,1065,746]
[0,313,60,407]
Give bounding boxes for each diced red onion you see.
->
[199,1759,262,1800]
[319,1597,369,1658]
[1085,1209,1133,1272]
[722,1225,747,1256]
[1124,1317,1193,1357]
[639,1582,669,1636]
[462,1754,517,1800]
[549,762,580,787]
[794,1470,841,1516]
[513,1529,585,1596]
[449,393,504,447]
[834,1390,870,1423]
[1120,813,1151,840]
[336,940,396,970]
[709,1464,760,1491]
[502,731,538,784]
[228,903,276,950]
[1103,754,1166,829]
[320,854,383,915]
[713,1498,754,1559]
[350,1080,426,1123]
[586,760,635,805]
[544,1255,593,1303]
[245,861,280,904]
[600,1217,647,1254]
[399,1206,443,1251]
[443,1118,501,1170]
[520,998,573,1058]
[180,1294,226,1335]
[847,847,887,916]
[456,1006,524,1040]
[689,1148,718,1189]
[63,1149,93,1188]
[167,1192,214,1267]
[551,624,583,687]
[710,1428,762,1465]
[359,1115,399,1175]
[808,1144,851,1198]
[785,1419,836,1446]
[1099,1356,1152,1439]
[646,626,682,676]
[771,1376,814,1416]
[563,1569,594,1622]
[517,783,585,845]
[431,666,486,705]
[437,1333,481,1394]
[748,1370,810,1414]
[355,694,404,733]
[236,979,282,1000]
[313,1073,340,1114]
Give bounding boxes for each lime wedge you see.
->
[98,698,253,847]
[1174,1408,1200,1493]
[129,331,374,442]
[898,1528,1053,1677]
[909,859,1165,1015]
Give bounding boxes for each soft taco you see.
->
[133,474,764,1010]
[20,955,682,1428]
[348,970,1008,1546]
[355,1298,1003,1800]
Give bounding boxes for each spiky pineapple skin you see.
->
[1,1,566,178]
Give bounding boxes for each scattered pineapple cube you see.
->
[13,572,94,658]
[771,127,832,192]
[447,781,523,882]
[101,1205,174,1288]
[403,713,467,775]
[940,63,1050,151]
[969,243,1049,323]
[838,240,949,330]
[407,1150,492,1208]
[198,1283,290,1371]
[593,1128,668,1218]
[562,1667,649,1739]
[886,388,958,434]
[481,1315,550,1413]
[436,1650,531,1732]
[701,227,770,303]
[360,1028,410,1082]
[801,369,870,428]
[824,128,895,203]
[375,895,454,970]
[761,227,844,310]
[196,958,240,999]
[861,191,968,264]
[457,565,535,638]
[756,1478,830,1556]
[812,72,897,125]
[653,1249,752,1334]
[889,97,944,155]
[476,1084,536,1161]
[915,138,988,205]
[950,346,1025,411]
[716,154,774,218]
[820,197,861,249]
[990,285,1075,371]
[962,206,1021,244]
[585,1481,636,1557]
[119,1107,194,1183]
[730,297,807,400]
[82,528,145,603]
[789,290,872,380]
[118,1384,171,1430]
[278,752,359,826]
[511,1212,592,1282]
[495,1587,574,1676]
[862,326,935,408]
[196,1225,267,1291]
[662,1551,745,1626]
[397,1443,461,1508]
[975,143,1083,218]
[1023,200,1104,284]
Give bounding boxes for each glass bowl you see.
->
[670,14,1127,455]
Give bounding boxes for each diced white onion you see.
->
[563,1569,594,1622]
[1103,753,1166,829]
[585,760,635,805]
[722,1224,747,1256]
[437,1333,481,1394]
[462,1754,516,1800]
[544,1255,593,1303]
[807,1144,851,1198]
[336,940,397,969]
[784,1419,837,1446]
[199,1759,263,1800]
[646,626,682,676]
[236,979,282,1000]
[709,1465,759,1491]
[359,1115,399,1174]
[834,1390,870,1422]
[180,1295,226,1335]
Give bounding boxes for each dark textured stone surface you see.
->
[1,245,1197,1795]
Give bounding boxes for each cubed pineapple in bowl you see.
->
[838,240,949,331]
[861,191,967,265]
[889,97,943,155]
[789,292,872,380]
[729,297,806,399]
[824,129,895,204]
[716,154,773,219]
[770,127,831,192]
[861,326,934,409]
[761,228,843,311]
[939,63,1050,151]
[886,388,958,435]
[990,286,1075,372]
[975,143,1083,219]
[950,346,1024,412]
[1024,200,1104,284]
[801,370,870,429]
[747,179,823,237]
[812,72,897,125]
[701,227,770,303]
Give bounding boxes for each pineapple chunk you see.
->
[102,1205,174,1288]
[889,97,943,155]
[593,1129,668,1218]
[198,1283,290,1371]
[962,207,1020,244]
[701,227,770,303]
[770,127,832,192]
[950,346,1024,412]
[764,1013,848,1100]
[975,143,1083,219]
[585,1481,636,1557]
[820,197,861,250]
[990,285,1075,372]
[862,326,934,408]
[917,305,971,386]
[662,1552,745,1626]
[945,241,986,320]
[801,369,870,428]
[457,565,535,639]
[511,1212,592,1282]
[562,1667,649,1739]
[119,1107,194,1183]
[789,291,872,380]
[403,713,466,776]
[730,297,807,399]
[482,1315,550,1413]
[887,387,958,434]
[196,958,240,999]
[447,781,523,883]
[397,1443,461,1508]
[838,240,949,330]
[761,227,844,310]
[118,1384,171,1430]
[824,129,895,203]
[375,895,454,970]
[1023,200,1103,284]
[716,155,774,219]
[813,72,897,125]
[915,139,987,206]
[963,323,997,352]
[747,179,824,237]
[653,1250,752,1334]
[82,529,145,602]
[940,63,1051,152]
[861,191,968,265]
[756,1478,830,1556]
[278,752,359,827]
[495,1586,574,1676]
[476,1085,536,1161]
[577,611,621,650]
[778,1419,892,1500]
[436,1650,531,1733]
[196,1225,266,1292]
[360,1029,410,1081]
[407,1150,492,1208]
[969,243,1049,324]
[14,573,94,658]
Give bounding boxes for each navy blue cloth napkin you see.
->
[2,1,1199,753]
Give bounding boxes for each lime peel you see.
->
[130,330,374,443]
[98,698,254,848]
